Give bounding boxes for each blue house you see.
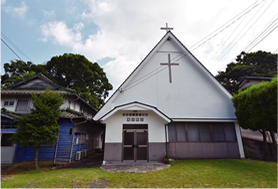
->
[1,74,104,166]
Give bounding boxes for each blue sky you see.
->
[1,0,278,97]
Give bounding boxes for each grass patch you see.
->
[1,159,277,188]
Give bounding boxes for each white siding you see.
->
[104,111,166,143]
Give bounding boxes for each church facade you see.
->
[93,31,245,163]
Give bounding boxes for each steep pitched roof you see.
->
[7,73,75,93]
[94,31,236,121]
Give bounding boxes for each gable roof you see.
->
[99,101,171,123]
[94,31,236,121]
[7,73,75,92]
[238,76,273,88]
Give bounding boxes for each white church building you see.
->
[93,29,245,163]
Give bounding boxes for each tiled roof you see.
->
[1,108,86,119]
[60,108,86,118]
[1,108,22,120]
[1,89,73,95]
[238,76,273,88]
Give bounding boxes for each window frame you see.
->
[3,100,15,107]
[168,122,237,143]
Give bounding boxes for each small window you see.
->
[15,99,29,112]
[74,133,86,144]
[69,128,73,135]
[4,101,15,107]
[1,134,14,146]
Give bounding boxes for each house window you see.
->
[1,134,14,146]
[4,101,15,107]
[168,122,236,142]
[168,123,187,141]
[15,99,30,112]
[74,133,86,144]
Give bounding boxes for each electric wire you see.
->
[1,32,32,61]
[209,0,274,69]
[246,24,278,52]
[205,12,249,67]
[189,0,265,50]
[243,15,278,51]
[1,38,23,61]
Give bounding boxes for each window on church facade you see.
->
[168,122,236,142]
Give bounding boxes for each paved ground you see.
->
[100,164,170,173]
[58,151,170,173]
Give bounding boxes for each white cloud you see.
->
[40,0,278,94]
[40,21,83,46]
[4,1,28,18]
[1,0,6,5]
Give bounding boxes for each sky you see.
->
[1,0,278,98]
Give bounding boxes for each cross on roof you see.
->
[160,23,174,33]
[160,54,179,83]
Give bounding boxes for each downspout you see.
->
[68,96,80,109]
[12,142,18,165]
[53,130,60,164]
[165,124,168,156]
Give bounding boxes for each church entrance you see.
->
[122,124,148,162]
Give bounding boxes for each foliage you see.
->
[1,160,277,188]
[1,54,113,109]
[9,88,65,168]
[232,76,277,132]
[215,51,277,94]
[1,60,45,88]
[44,53,112,109]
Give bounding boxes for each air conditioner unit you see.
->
[75,151,82,161]
[83,149,88,158]
[81,151,85,160]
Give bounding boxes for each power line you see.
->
[243,15,278,51]
[209,0,274,69]
[1,32,32,61]
[1,38,23,61]
[189,0,265,51]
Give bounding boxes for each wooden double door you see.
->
[122,124,148,162]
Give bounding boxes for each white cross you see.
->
[160,23,174,32]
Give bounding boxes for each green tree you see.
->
[232,76,277,160]
[44,53,112,109]
[1,54,113,109]
[1,60,45,88]
[10,89,65,169]
[215,51,277,94]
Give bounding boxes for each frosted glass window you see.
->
[224,123,236,141]
[168,123,177,141]
[213,123,225,141]
[188,123,199,141]
[176,123,186,141]
[199,123,211,141]
[15,99,29,112]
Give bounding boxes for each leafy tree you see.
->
[215,51,277,94]
[10,89,65,169]
[1,54,113,109]
[232,76,277,160]
[44,53,112,109]
[1,60,45,88]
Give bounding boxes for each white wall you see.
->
[104,111,166,143]
[94,33,236,121]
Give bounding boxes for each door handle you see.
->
[132,144,139,148]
